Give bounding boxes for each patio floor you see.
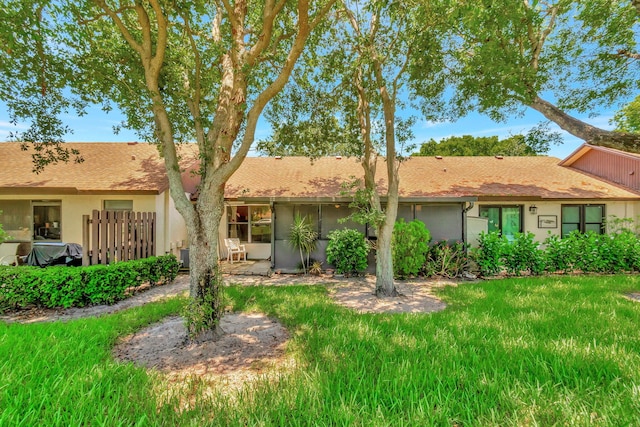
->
[219,259,272,276]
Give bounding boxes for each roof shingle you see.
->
[0,142,196,194]
[224,156,640,200]
[1,144,637,201]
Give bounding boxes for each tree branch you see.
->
[225,0,316,175]
[529,96,640,152]
[247,0,287,65]
[94,0,143,56]
[148,0,168,76]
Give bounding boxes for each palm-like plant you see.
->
[289,214,318,274]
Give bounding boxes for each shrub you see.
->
[0,254,180,311]
[425,240,468,278]
[503,232,545,276]
[326,228,369,275]
[542,232,572,273]
[470,231,507,276]
[392,219,431,278]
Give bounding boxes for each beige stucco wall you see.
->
[164,192,188,258]
[467,200,640,245]
[0,193,190,257]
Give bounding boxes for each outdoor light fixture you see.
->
[529,205,538,214]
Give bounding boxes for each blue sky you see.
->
[0,100,616,160]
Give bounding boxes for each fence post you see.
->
[115,211,123,263]
[151,212,156,256]
[91,210,100,265]
[82,215,90,266]
[100,210,108,265]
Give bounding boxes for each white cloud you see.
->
[420,119,450,129]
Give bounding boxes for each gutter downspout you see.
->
[270,202,275,271]
[462,201,475,245]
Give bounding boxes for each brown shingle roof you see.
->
[0,142,197,195]
[1,144,637,201]
[224,156,640,201]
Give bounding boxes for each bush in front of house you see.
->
[326,228,369,275]
[471,228,640,277]
[424,240,469,278]
[392,219,431,278]
[0,255,180,311]
[470,231,508,276]
[503,232,545,276]
[545,230,640,274]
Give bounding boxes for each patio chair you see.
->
[0,242,20,266]
[224,238,247,264]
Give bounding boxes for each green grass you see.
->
[2,276,640,425]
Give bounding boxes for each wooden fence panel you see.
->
[82,210,156,265]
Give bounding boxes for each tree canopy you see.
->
[414,124,562,157]
[614,95,640,133]
[441,0,640,151]
[1,0,335,332]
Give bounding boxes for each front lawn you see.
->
[2,275,640,425]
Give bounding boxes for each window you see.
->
[104,200,133,211]
[561,205,604,237]
[479,205,522,240]
[227,205,271,243]
[0,200,31,242]
[33,202,62,241]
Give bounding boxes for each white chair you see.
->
[224,238,247,263]
[0,242,20,266]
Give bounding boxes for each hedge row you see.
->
[471,230,640,277]
[0,255,180,311]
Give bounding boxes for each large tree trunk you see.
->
[375,196,399,297]
[182,185,226,339]
[529,96,640,153]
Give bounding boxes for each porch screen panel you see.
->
[274,205,294,240]
[274,205,319,240]
[397,204,413,222]
[415,204,462,243]
[295,205,319,234]
[321,205,364,239]
[0,200,31,242]
[227,205,249,241]
[250,206,271,243]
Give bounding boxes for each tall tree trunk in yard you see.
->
[348,5,407,298]
[183,186,226,337]
[375,194,399,297]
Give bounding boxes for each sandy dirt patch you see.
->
[329,277,452,313]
